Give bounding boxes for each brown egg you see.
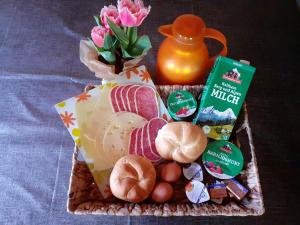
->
[161,162,182,182]
[151,182,174,203]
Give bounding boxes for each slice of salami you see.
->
[134,86,159,120]
[110,85,120,112]
[127,85,140,114]
[121,84,133,111]
[142,122,160,162]
[147,118,167,157]
[135,128,143,156]
[114,85,126,111]
[129,128,138,155]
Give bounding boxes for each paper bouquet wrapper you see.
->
[79,40,145,81]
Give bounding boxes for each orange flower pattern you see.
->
[140,71,151,82]
[60,111,75,128]
[125,67,140,79]
[75,92,91,102]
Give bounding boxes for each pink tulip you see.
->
[100,5,121,30]
[117,0,151,27]
[91,26,107,48]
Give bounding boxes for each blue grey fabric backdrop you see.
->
[0,0,299,224]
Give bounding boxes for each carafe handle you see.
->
[204,28,228,66]
[158,25,173,38]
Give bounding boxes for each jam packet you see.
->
[193,56,255,140]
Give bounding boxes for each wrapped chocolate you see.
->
[207,183,227,199]
[224,179,249,201]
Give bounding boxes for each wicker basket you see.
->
[67,85,265,216]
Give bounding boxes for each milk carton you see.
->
[193,56,256,140]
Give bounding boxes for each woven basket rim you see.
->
[66,85,265,216]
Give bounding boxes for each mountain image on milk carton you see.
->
[193,56,256,140]
[197,106,237,125]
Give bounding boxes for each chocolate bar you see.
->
[224,179,248,201]
[207,183,228,199]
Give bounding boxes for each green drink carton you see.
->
[193,56,256,140]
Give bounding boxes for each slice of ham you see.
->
[110,85,120,112]
[142,122,161,162]
[134,86,159,121]
[121,84,134,111]
[147,118,167,157]
[129,128,138,155]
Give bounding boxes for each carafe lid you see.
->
[172,14,206,44]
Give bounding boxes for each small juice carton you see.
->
[193,56,256,140]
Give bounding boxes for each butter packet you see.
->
[193,56,255,140]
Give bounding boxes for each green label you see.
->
[167,90,197,120]
[202,141,244,179]
[193,56,255,140]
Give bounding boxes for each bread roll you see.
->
[110,155,156,203]
[155,122,207,163]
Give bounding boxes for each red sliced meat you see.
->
[135,128,143,156]
[147,118,167,157]
[142,123,160,162]
[110,85,119,112]
[116,85,126,111]
[121,84,133,111]
[134,86,159,120]
[127,85,140,114]
[129,128,138,155]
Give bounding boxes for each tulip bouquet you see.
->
[89,0,152,74]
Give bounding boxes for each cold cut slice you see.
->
[147,118,167,157]
[110,85,120,112]
[121,84,134,111]
[134,86,159,120]
[116,85,126,111]
[142,122,161,162]
[135,128,143,156]
[129,128,138,155]
[127,85,140,114]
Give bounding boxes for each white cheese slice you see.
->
[76,86,116,171]
[102,112,147,165]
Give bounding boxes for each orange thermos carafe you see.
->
[157,14,228,84]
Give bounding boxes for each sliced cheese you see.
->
[76,85,116,171]
[102,112,147,166]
